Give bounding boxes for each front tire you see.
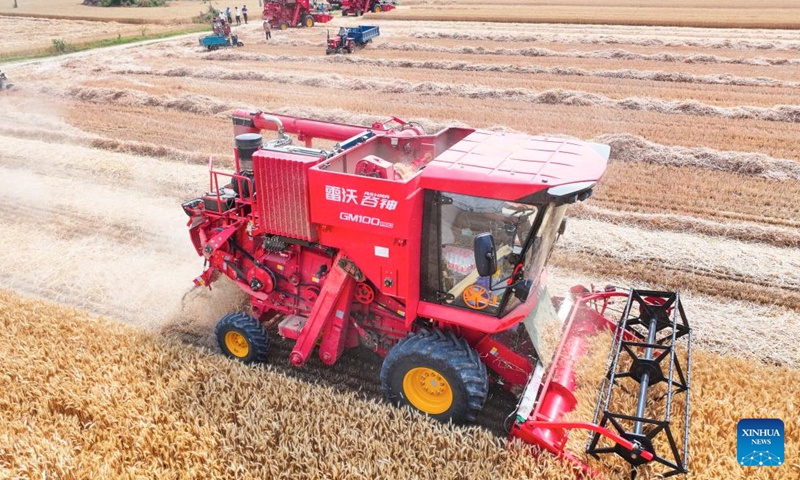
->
[215,312,270,364]
[380,329,488,423]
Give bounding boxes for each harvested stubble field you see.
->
[0,0,214,58]
[0,0,207,23]
[394,0,800,29]
[1,2,800,478]
[0,17,186,57]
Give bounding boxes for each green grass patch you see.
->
[0,24,208,64]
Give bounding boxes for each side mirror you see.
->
[474,233,497,278]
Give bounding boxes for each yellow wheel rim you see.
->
[225,331,250,358]
[374,5,381,12]
[280,23,288,30]
[305,18,313,27]
[403,367,453,415]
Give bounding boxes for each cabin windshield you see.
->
[421,191,567,318]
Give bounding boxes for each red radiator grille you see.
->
[252,149,323,241]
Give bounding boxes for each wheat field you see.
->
[1,1,799,478]
[389,0,800,29]
[0,0,210,23]
[1,290,799,479]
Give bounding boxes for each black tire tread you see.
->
[215,312,270,364]
[380,328,488,423]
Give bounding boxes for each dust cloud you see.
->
[0,98,226,332]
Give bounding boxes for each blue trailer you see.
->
[348,25,380,45]
[200,20,244,51]
[199,32,244,51]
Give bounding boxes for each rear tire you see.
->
[380,329,488,423]
[279,21,289,30]
[215,312,270,364]
[303,14,315,28]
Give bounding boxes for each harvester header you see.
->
[182,110,692,478]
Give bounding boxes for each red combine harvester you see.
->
[182,111,692,478]
[263,0,333,29]
[341,0,395,16]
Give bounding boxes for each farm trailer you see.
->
[199,32,244,51]
[182,111,693,478]
[199,19,244,51]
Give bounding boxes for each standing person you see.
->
[242,5,249,24]
[263,20,271,40]
[234,6,241,25]
[225,6,232,24]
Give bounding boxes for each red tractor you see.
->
[341,0,395,16]
[263,0,333,29]
[182,111,692,477]
[326,27,356,54]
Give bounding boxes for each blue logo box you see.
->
[737,418,784,467]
